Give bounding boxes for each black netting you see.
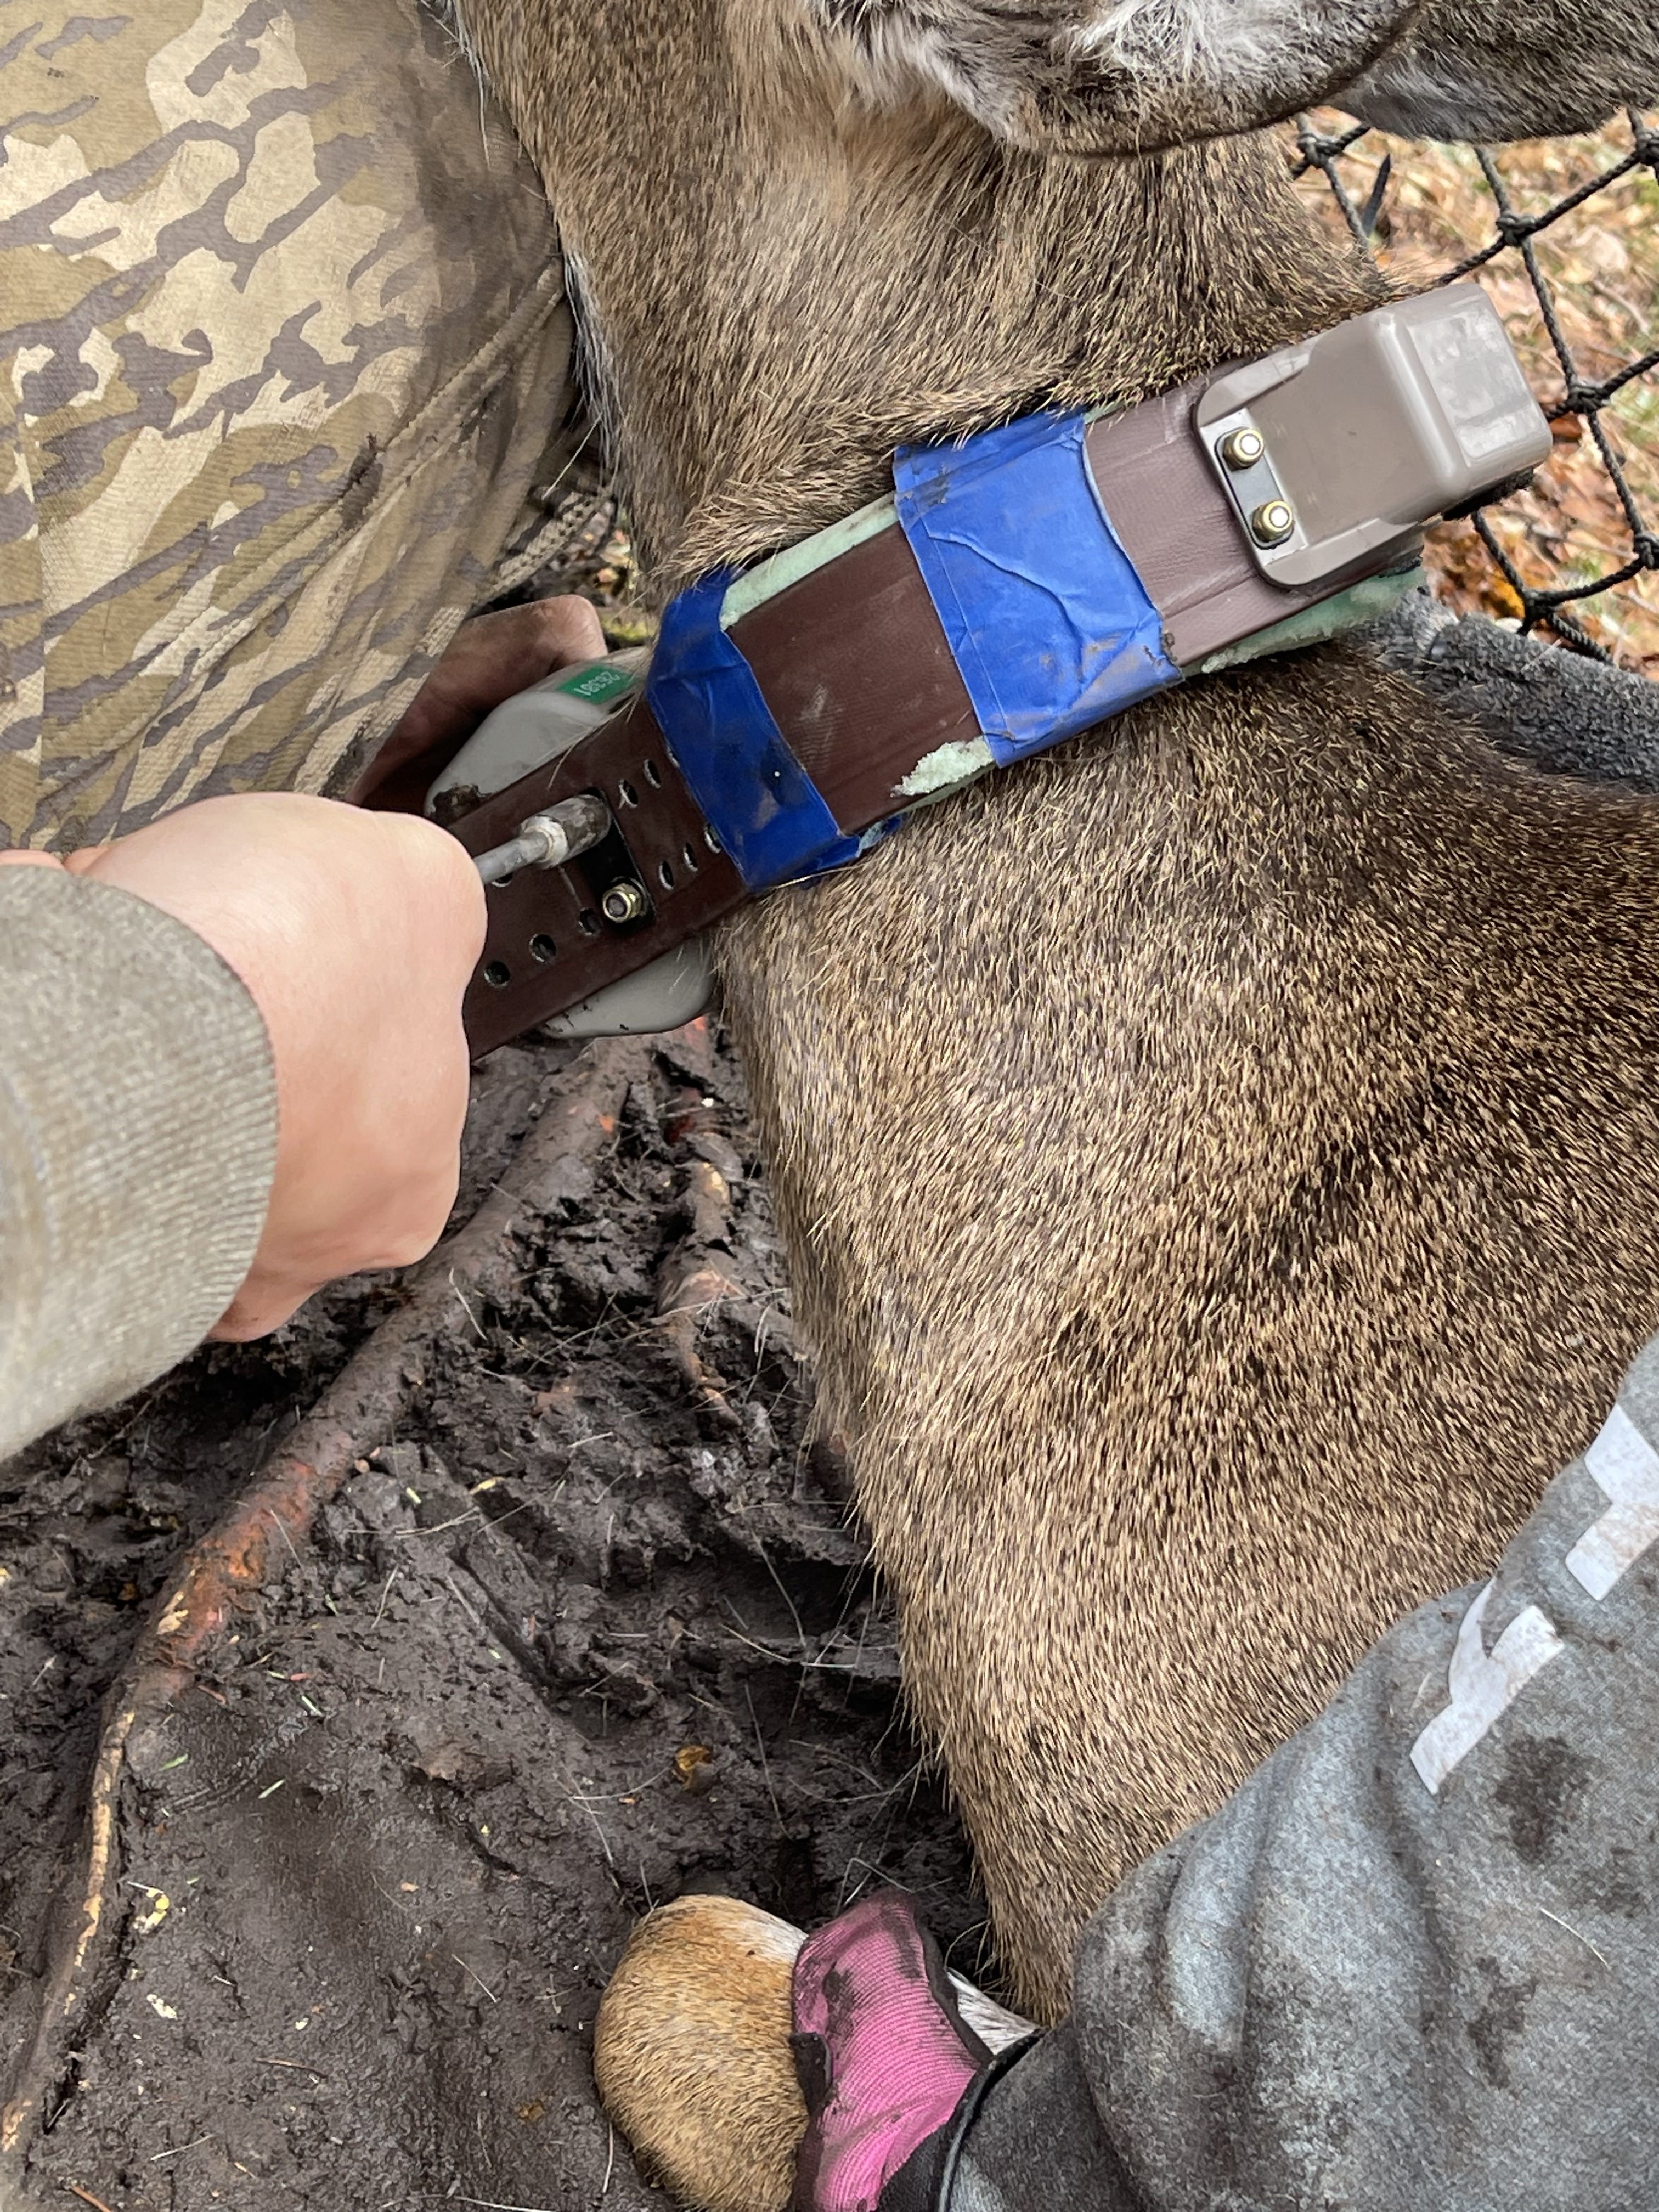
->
[1293,111,1659,663]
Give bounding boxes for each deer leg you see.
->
[712,749,1240,2020]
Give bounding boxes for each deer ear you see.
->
[1338,0,1659,142]
[803,0,1412,152]
[801,0,1035,138]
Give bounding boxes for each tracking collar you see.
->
[433,283,1550,1058]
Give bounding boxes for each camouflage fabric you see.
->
[0,0,575,850]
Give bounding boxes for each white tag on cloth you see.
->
[1410,1582,1564,1796]
[1565,1402,1659,1602]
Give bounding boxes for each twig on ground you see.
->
[264,1509,303,1568]
[450,1274,489,1342]
[373,1566,403,1625]
[753,1538,807,1649]
[452,1955,500,2004]
[65,2187,116,2212]
[452,2197,561,2211]
[746,1685,785,1833]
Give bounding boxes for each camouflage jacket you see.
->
[0,0,575,850]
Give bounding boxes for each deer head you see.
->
[807,0,1658,149]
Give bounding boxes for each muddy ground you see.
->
[0,1025,978,2211]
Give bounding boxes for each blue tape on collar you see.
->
[894,411,1180,764]
[646,572,866,891]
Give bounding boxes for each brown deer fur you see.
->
[454,0,1659,2018]
[593,1896,806,2212]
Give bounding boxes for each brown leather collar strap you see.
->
[453,376,1362,1056]
[396,286,1563,1054]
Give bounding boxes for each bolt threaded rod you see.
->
[472,793,611,886]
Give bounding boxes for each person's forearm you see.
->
[0,870,277,1463]
[958,1338,1659,2211]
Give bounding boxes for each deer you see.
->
[447,0,1659,2055]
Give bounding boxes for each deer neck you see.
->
[460,2,1380,593]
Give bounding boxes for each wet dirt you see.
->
[0,1026,978,2211]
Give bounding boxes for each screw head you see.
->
[601,879,648,924]
[1250,498,1296,547]
[1220,427,1266,470]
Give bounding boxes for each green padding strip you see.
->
[719,494,898,629]
[1190,567,1426,676]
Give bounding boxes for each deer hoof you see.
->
[594,1893,808,2212]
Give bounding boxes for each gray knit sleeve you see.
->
[0,870,278,1464]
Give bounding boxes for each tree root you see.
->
[0,1041,645,2168]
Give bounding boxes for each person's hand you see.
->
[349,594,608,810]
[0,594,608,1335]
[60,793,486,1339]
[385,595,607,761]
[790,1893,1007,2212]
